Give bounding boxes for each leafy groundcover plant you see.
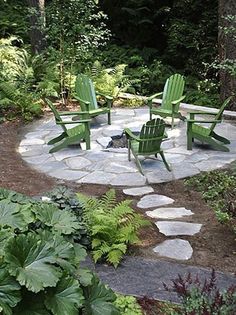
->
[185,170,236,230]
[0,187,120,315]
[77,189,149,267]
[164,270,236,315]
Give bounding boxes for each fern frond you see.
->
[107,249,124,268]
[99,189,116,212]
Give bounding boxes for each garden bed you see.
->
[0,120,235,274]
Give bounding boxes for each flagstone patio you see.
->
[18,107,236,186]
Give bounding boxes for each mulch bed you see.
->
[0,120,235,274]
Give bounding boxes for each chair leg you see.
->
[187,123,193,150]
[128,140,131,161]
[108,111,111,125]
[134,155,144,175]
[160,151,171,172]
[150,112,152,120]
[171,114,174,129]
[212,132,230,144]
[48,132,66,145]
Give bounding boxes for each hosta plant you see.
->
[0,187,120,315]
[77,189,149,267]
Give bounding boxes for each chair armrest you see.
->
[58,119,91,125]
[96,92,113,101]
[147,92,163,102]
[188,111,218,116]
[124,128,140,141]
[171,95,186,105]
[187,119,222,124]
[59,111,82,116]
[74,95,90,106]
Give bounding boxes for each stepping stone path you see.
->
[128,189,203,261]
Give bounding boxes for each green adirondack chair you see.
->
[147,74,186,129]
[187,97,232,152]
[124,118,171,175]
[75,74,113,125]
[45,98,91,153]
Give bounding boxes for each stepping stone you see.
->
[123,186,154,196]
[153,239,193,260]
[155,221,202,236]
[137,194,174,209]
[146,207,193,219]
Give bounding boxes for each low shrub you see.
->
[185,170,236,230]
[114,294,143,315]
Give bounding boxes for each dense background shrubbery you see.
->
[0,0,225,123]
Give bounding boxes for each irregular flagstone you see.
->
[187,153,209,163]
[110,173,146,187]
[65,156,92,169]
[166,147,197,155]
[102,129,124,138]
[172,162,199,179]
[137,194,174,209]
[195,160,227,172]
[24,154,53,165]
[24,130,50,139]
[20,138,45,146]
[104,162,138,174]
[77,171,116,185]
[53,148,85,161]
[123,186,154,196]
[164,153,185,164]
[34,160,66,172]
[146,170,173,184]
[153,239,193,260]
[155,221,202,236]
[96,137,112,148]
[49,169,89,181]
[146,207,193,219]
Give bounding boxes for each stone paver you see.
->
[153,239,193,260]
[137,194,174,209]
[146,207,193,219]
[123,186,154,196]
[155,221,202,236]
[18,108,236,185]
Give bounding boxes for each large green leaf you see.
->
[0,200,26,230]
[45,275,84,315]
[35,204,81,235]
[13,292,50,315]
[0,229,15,258]
[84,275,120,315]
[0,264,21,315]
[4,234,61,293]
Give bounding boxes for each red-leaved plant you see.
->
[163,269,236,315]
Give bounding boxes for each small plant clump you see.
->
[114,294,143,315]
[47,186,91,247]
[164,270,236,315]
[77,189,150,267]
[185,170,236,230]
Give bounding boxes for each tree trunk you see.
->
[27,0,46,54]
[218,0,236,110]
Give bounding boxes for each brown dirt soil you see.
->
[0,120,235,274]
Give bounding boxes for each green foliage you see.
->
[47,186,90,247]
[119,97,144,108]
[114,295,143,315]
[89,60,132,98]
[77,189,149,267]
[0,187,120,315]
[185,171,236,229]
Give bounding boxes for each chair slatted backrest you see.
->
[45,98,67,132]
[139,118,165,154]
[75,74,98,111]
[209,97,231,133]
[162,74,185,112]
